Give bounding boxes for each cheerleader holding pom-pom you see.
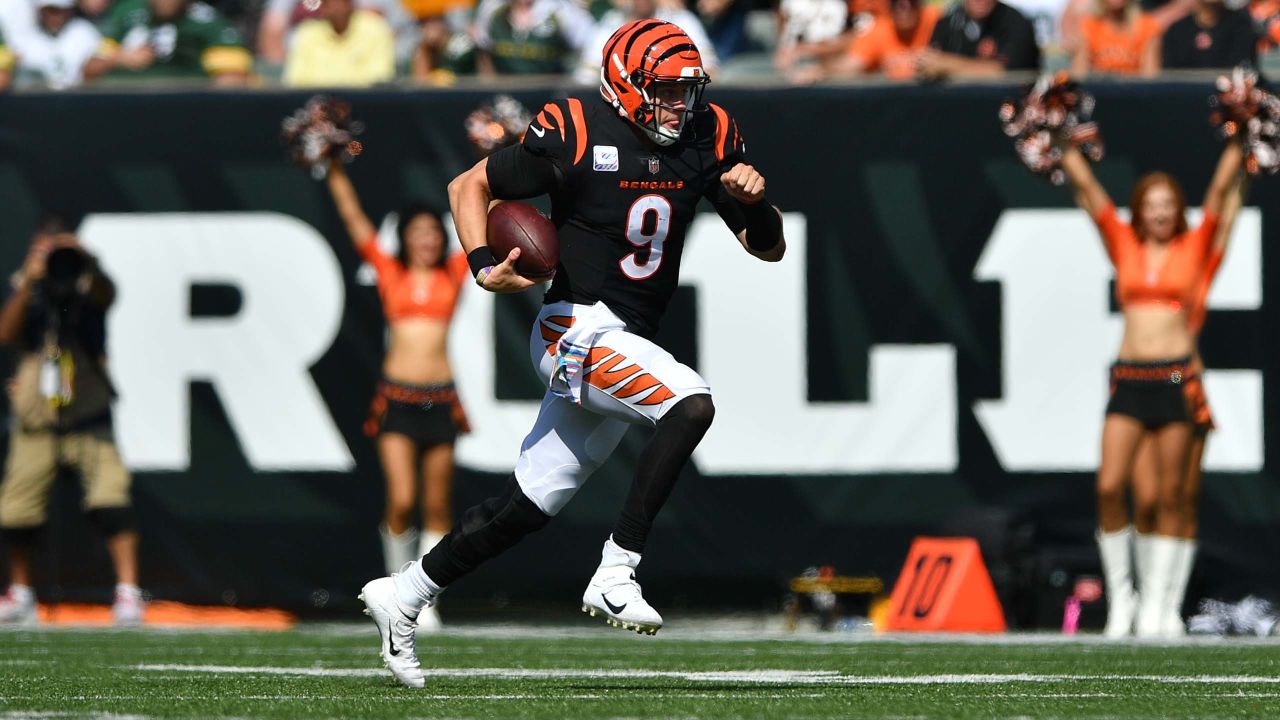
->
[284,97,471,632]
[1001,73,1254,638]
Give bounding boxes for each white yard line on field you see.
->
[125,665,1280,687]
[298,621,1280,647]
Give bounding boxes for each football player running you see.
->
[359,19,785,689]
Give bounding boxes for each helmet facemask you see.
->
[603,52,709,146]
[634,72,709,146]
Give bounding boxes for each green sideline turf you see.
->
[2,625,1280,718]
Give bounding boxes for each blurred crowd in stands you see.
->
[0,0,1276,90]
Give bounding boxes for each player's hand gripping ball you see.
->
[721,163,766,204]
[484,202,559,288]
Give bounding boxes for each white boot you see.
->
[418,530,446,561]
[1136,535,1179,639]
[112,583,145,626]
[1163,539,1196,638]
[1098,526,1138,638]
[380,524,419,577]
[1134,532,1155,592]
[0,584,37,625]
[581,535,662,635]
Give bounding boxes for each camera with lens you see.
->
[42,246,87,302]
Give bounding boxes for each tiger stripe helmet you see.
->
[599,20,710,147]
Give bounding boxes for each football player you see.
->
[359,19,785,688]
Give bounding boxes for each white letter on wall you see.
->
[682,214,957,474]
[81,213,354,471]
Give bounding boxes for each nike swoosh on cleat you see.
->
[603,595,627,614]
[387,626,400,657]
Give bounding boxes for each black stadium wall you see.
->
[0,83,1276,627]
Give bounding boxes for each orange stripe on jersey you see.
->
[540,315,576,354]
[614,373,663,398]
[546,103,567,142]
[587,352,645,390]
[567,98,588,166]
[710,104,730,162]
[536,110,552,129]
[636,385,676,406]
[569,345,676,405]
[584,350,675,405]
[541,323,565,347]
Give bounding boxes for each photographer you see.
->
[0,219,143,626]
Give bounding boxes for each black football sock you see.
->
[421,475,551,587]
[611,395,715,555]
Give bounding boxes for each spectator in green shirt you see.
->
[472,0,594,75]
[97,0,252,84]
[412,17,478,83]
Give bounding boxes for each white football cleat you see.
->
[112,585,145,627]
[0,586,37,626]
[582,566,662,635]
[359,577,426,688]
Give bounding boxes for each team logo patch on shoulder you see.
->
[593,145,619,172]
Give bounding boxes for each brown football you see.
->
[486,202,559,280]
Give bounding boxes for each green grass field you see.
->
[3,622,1280,719]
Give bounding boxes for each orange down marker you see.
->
[883,537,1007,633]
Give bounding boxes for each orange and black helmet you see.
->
[599,20,709,146]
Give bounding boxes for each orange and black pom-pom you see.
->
[465,94,533,156]
[1210,66,1280,176]
[999,73,1104,185]
[281,95,366,179]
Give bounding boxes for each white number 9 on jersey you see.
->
[620,194,672,281]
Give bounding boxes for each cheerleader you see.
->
[1058,140,1246,638]
[326,161,470,629]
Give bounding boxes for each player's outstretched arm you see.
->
[721,163,786,262]
[447,157,537,293]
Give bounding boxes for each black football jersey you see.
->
[513,96,749,338]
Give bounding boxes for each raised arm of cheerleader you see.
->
[1060,145,1112,218]
[1202,139,1244,219]
[1211,169,1249,253]
[326,160,378,246]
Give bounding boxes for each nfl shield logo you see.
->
[648,157,660,174]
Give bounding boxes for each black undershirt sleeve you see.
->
[485,143,564,200]
[708,185,782,252]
